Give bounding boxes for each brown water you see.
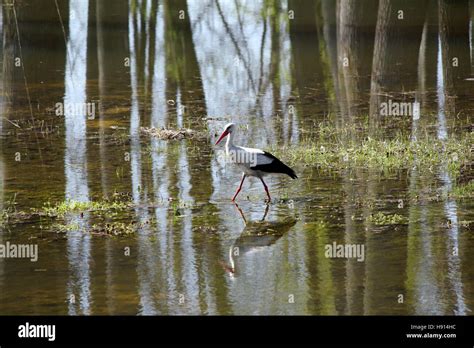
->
[0,0,473,315]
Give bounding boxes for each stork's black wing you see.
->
[250,151,297,179]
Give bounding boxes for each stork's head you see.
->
[215,123,235,145]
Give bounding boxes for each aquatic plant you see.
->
[0,194,18,228]
[52,220,152,236]
[367,212,408,225]
[41,199,132,218]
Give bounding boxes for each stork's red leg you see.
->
[232,174,246,201]
[260,178,271,202]
[233,202,247,224]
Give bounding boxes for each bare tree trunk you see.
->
[163,0,230,314]
[369,0,428,130]
[337,0,377,125]
[288,0,327,132]
[94,0,130,199]
[439,0,471,104]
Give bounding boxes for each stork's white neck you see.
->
[226,131,235,150]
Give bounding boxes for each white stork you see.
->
[215,123,297,201]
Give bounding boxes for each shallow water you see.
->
[0,0,473,315]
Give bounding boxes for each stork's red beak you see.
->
[215,130,229,145]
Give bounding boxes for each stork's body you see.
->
[215,123,297,201]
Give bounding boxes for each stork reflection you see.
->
[224,203,296,277]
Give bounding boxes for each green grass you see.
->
[451,181,474,199]
[37,196,194,235]
[40,199,132,218]
[272,122,473,177]
[0,194,18,228]
[52,220,152,236]
[0,210,9,228]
